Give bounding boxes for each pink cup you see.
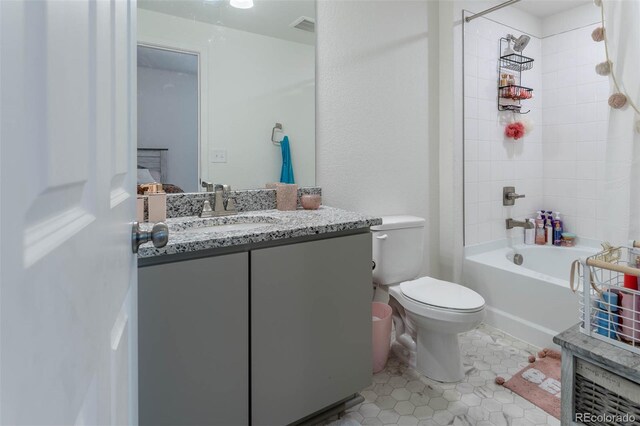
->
[372,302,393,373]
[300,194,321,210]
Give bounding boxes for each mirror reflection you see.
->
[137,0,316,191]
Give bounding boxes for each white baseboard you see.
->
[483,305,565,350]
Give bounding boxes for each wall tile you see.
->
[464,19,608,244]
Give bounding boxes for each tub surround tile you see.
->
[138,206,381,258]
[166,186,322,218]
[554,324,640,383]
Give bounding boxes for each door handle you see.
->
[376,234,388,240]
[131,221,168,254]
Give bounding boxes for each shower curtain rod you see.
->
[465,0,522,23]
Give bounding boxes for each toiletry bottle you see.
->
[535,213,546,245]
[552,212,563,246]
[545,219,553,245]
[596,291,619,339]
[145,183,166,223]
[525,218,535,245]
[542,211,551,242]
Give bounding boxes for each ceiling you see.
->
[138,0,316,46]
[512,0,592,18]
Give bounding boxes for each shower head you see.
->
[507,34,530,52]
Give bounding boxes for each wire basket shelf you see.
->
[500,53,534,72]
[577,243,640,355]
[499,85,533,101]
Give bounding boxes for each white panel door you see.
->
[0,1,138,424]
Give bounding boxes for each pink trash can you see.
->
[372,302,393,373]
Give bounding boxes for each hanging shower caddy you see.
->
[498,37,534,113]
[576,241,640,355]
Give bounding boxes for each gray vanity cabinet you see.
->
[250,233,373,425]
[138,253,249,426]
[138,232,373,425]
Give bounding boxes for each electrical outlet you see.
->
[212,149,227,163]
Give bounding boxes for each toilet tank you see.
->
[371,215,426,285]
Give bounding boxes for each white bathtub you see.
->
[463,240,600,348]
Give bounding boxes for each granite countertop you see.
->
[138,206,382,259]
[554,324,640,382]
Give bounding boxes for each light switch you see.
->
[212,150,227,163]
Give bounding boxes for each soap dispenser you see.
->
[535,212,545,245]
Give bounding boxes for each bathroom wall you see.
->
[462,13,544,245]
[316,0,440,277]
[137,65,199,191]
[138,9,315,189]
[541,6,606,240]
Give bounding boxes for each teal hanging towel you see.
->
[280,135,295,184]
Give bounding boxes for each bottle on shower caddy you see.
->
[545,217,553,246]
[524,218,535,245]
[553,212,563,246]
[535,212,546,245]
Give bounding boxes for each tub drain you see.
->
[513,253,524,265]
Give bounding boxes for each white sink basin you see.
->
[179,222,272,234]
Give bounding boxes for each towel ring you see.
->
[271,123,283,145]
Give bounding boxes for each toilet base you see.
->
[415,328,464,383]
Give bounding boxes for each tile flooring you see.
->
[326,324,560,426]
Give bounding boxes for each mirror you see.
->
[137,0,316,191]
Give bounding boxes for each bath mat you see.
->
[500,349,561,419]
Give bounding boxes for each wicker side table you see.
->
[554,325,640,425]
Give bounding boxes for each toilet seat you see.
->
[399,277,485,313]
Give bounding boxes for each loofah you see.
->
[495,377,505,385]
[594,0,602,6]
[505,122,526,140]
[528,355,536,363]
[592,27,605,42]
[608,93,628,109]
[595,61,612,76]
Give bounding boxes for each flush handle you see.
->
[376,234,388,240]
[131,221,169,254]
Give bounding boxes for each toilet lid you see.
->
[400,277,485,312]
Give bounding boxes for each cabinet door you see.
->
[251,233,372,425]
[139,253,249,426]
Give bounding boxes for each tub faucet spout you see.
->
[506,218,534,230]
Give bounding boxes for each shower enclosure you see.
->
[459,0,623,347]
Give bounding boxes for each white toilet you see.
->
[371,215,485,383]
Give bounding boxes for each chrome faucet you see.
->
[505,218,534,230]
[201,180,215,192]
[503,186,525,206]
[200,182,237,218]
